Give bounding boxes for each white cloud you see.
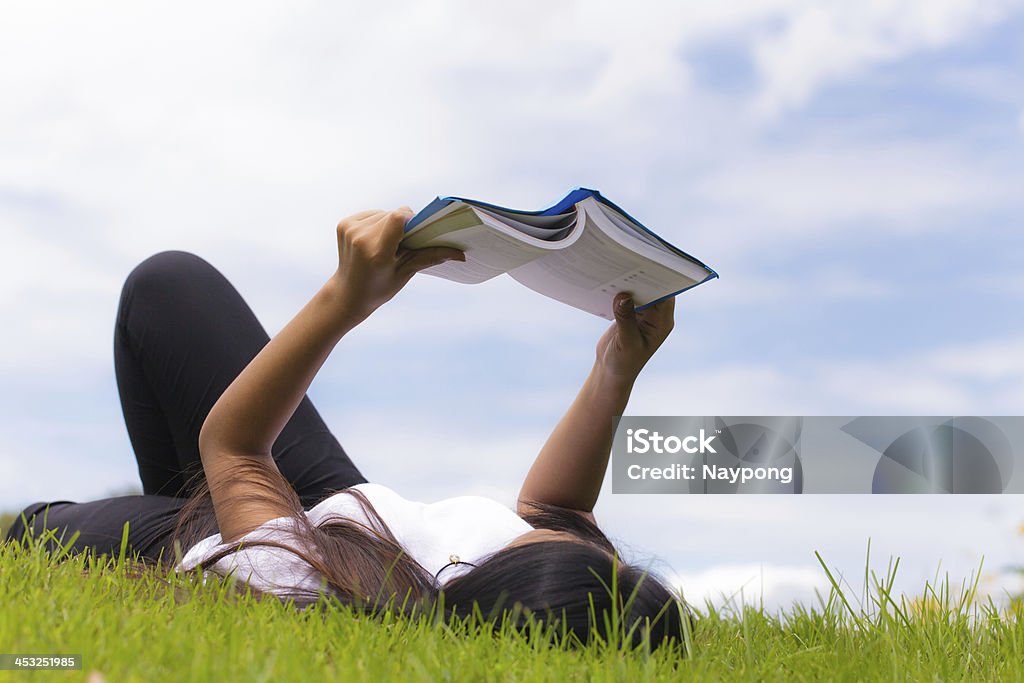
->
[1,1,1015,257]
[683,141,1022,253]
[971,272,1024,298]
[673,560,1024,614]
[936,65,1024,105]
[1,1,1018,374]
[629,363,806,415]
[918,336,1024,381]
[672,563,831,611]
[822,336,1024,412]
[751,0,1022,117]
[677,264,894,313]
[0,216,123,377]
[0,415,137,504]
[627,333,1024,415]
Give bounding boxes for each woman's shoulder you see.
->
[175,515,309,573]
[422,493,534,533]
[305,482,411,524]
[305,483,532,535]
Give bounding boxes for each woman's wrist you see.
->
[321,272,371,336]
[590,361,638,400]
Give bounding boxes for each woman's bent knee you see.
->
[118,251,226,315]
[124,251,210,291]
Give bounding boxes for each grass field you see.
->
[2,520,1023,682]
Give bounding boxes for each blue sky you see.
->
[2,1,1023,609]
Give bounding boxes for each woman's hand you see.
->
[332,207,465,324]
[595,292,675,383]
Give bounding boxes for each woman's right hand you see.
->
[594,292,675,384]
[331,207,465,324]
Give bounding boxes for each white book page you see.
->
[582,198,711,282]
[474,207,577,241]
[508,202,700,318]
[601,205,663,249]
[402,206,583,284]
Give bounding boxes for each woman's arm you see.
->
[517,292,675,519]
[200,208,463,542]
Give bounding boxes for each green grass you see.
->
[0,513,15,539]
[2,527,1023,682]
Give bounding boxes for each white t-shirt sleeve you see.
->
[176,516,326,597]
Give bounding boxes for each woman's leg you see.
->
[114,250,368,506]
[4,251,368,563]
[4,496,188,564]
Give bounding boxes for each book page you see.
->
[414,256,507,284]
[402,206,582,284]
[474,207,577,241]
[508,203,700,319]
[583,198,712,282]
[600,205,663,250]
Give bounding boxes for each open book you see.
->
[402,188,718,319]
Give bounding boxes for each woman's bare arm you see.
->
[200,208,463,542]
[517,293,675,520]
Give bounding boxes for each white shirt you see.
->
[174,483,534,596]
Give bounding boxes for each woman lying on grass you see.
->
[5,207,690,650]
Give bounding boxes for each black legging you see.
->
[3,251,368,563]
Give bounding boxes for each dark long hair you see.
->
[439,502,692,651]
[168,461,435,615]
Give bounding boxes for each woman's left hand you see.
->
[595,292,675,383]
